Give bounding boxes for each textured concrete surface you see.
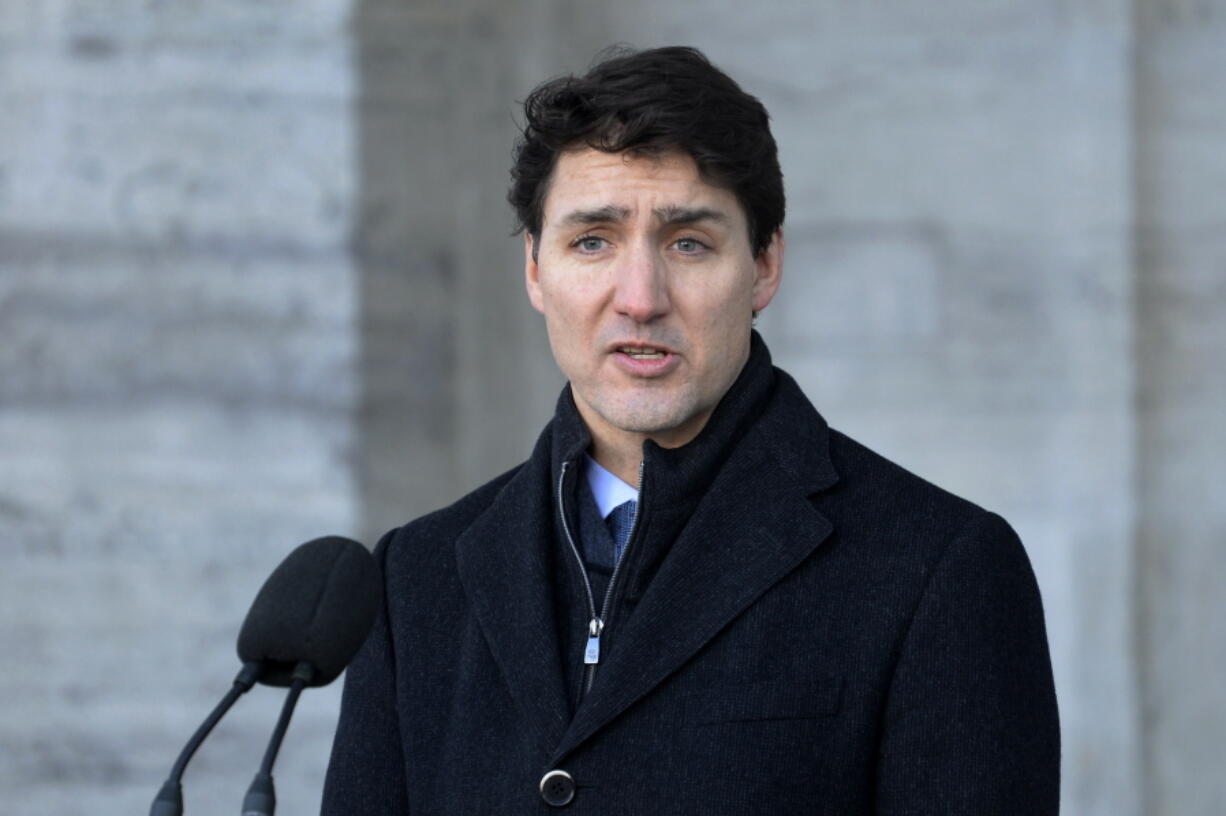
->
[1134,3,1226,814]
[2,1,1224,814]
[0,2,359,814]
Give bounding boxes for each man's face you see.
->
[525,148,783,451]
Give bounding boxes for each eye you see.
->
[572,235,608,253]
[674,237,708,254]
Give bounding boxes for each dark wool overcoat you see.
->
[322,337,1060,815]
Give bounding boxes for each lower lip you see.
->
[612,350,680,377]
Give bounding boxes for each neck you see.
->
[581,407,715,487]
[586,435,642,487]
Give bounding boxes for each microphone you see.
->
[236,535,382,688]
[149,536,382,816]
[236,535,382,816]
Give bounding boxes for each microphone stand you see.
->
[150,663,262,816]
[241,662,316,816]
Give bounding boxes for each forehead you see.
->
[541,148,744,228]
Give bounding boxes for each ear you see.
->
[751,229,784,312]
[524,233,545,314]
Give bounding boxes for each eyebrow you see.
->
[653,205,729,226]
[558,205,632,227]
[556,205,729,228]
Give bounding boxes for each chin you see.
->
[602,401,701,438]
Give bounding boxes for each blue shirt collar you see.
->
[583,454,638,519]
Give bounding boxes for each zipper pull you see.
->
[584,617,604,665]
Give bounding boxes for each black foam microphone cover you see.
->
[236,536,382,687]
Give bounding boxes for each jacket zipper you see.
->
[556,458,645,697]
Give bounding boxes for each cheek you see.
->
[543,299,585,348]
[686,286,754,376]
[540,297,594,378]
[540,271,603,312]
[541,278,609,337]
[688,280,753,334]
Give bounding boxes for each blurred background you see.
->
[2,0,1223,814]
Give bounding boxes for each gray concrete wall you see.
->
[0,2,360,813]
[1135,3,1226,814]
[2,1,1223,814]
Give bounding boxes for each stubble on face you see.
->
[525,148,781,473]
[573,302,730,445]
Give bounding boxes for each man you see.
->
[323,46,1060,814]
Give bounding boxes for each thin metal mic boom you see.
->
[240,662,316,816]
[149,663,262,816]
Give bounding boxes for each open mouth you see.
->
[616,346,669,360]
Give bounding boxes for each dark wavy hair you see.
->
[508,46,784,258]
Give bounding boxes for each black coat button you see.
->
[539,769,575,807]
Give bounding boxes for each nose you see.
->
[611,239,670,323]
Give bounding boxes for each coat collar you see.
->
[547,331,809,508]
[553,364,837,760]
[454,429,573,753]
[455,333,839,759]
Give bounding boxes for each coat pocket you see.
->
[684,675,843,725]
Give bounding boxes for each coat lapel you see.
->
[552,445,835,762]
[454,451,571,755]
